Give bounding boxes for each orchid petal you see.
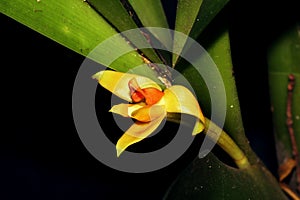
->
[131,105,166,122]
[93,70,161,102]
[116,113,166,157]
[109,103,144,117]
[164,85,205,135]
[110,104,166,122]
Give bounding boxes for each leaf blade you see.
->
[128,0,172,47]
[173,0,203,65]
[87,0,162,63]
[164,153,288,200]
[175,27,257,163]
[173,0,230,65]
[0,0,164,80]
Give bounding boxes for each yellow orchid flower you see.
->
[93,70,205,157]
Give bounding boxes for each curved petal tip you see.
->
[116,148,123,157]
[92,71,104,81]
[192,120,205,135]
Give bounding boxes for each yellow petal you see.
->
[116,113,166,157]
[110,103,166,123]
[92,70,162,102]
[131,105,166,122]
[109,103,144,117]
[164,85,205,135]
[109,104,130,117]
[192,120,205,135]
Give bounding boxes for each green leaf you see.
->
[87,0,136,31]
[166,11,288,200]
[174,0,204,38]
[175,27,257,163]
[173,0,203,65]
[128,0,172,46]
[164,153,288,200]
[173,0,230,65]
[87,0,162,63]
[189,0,230,39]
[0,0,136,71]
[128,0,169,29]
[204,29,253,157]
[0,0,163,82]
[267,25,300,164]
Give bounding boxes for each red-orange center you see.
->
[128,78,164,105]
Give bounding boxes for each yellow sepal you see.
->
[164,85,205,134]
[116,114,166,157]
[93,70,162,102]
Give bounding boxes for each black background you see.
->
[1,0,299,199]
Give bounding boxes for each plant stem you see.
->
[204,117,250,169]
[286,74,300,192]
[166,114,250,169]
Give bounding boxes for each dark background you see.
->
[1,0,299,199]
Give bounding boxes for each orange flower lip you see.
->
[129,78,164,105]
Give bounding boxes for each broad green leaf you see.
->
[175,28,257,163]
[204,29,254,159]
[173,0,229,65]
[164,153,288,200]
[87,0,162,63]
[128,0,172,48]
[166,13,287,200]
[0,0,162,81]
[267,25,300,170]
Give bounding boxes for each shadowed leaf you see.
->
[164,153,288,200]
